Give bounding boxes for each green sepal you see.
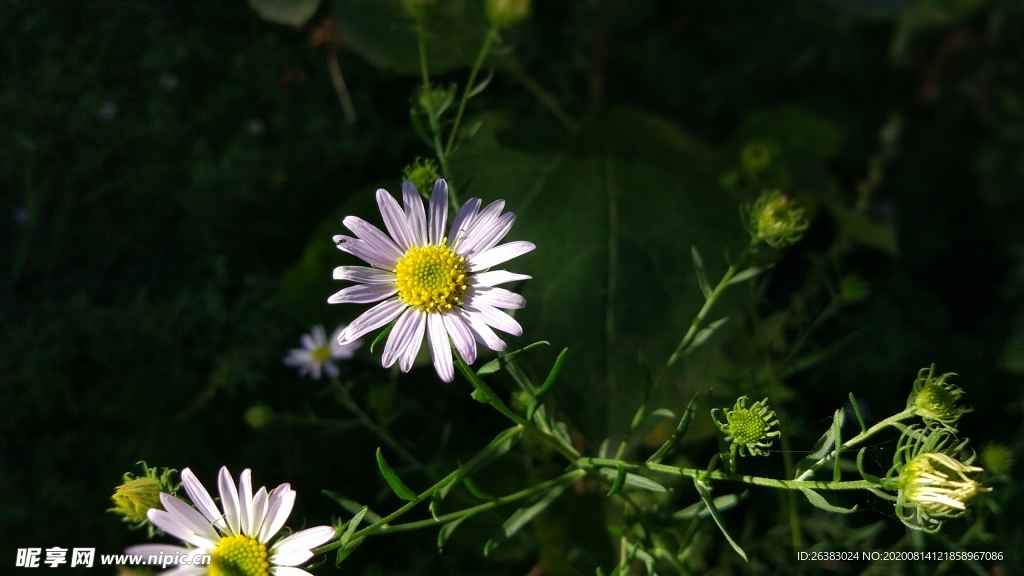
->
[483,482,570,556]
[694,477,747,562]
[375,447,417,501]
[799,488,857,514]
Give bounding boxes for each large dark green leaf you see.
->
[449,109,744,440]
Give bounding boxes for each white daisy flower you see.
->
[128,467,336,576]
[328,178,534,382]
[283,324,361,380]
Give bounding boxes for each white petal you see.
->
[399,310,427,373]
[468,286,526,309]
[309,362,323,380]
[260,484,296,543]
[381,307,417,368]
[271,550,314,567]
[164,567,208,576]
[271,567,314,576]
[463,302,523,336]
[300,333,316,350]
[250,486,269,538]
[427,313,454,382]
[334,235,397,271]
[125,544,193,558]
[238,469,254,537]
[469,270,532,287]
[283,350,312,368]
[343,216,404,262]
[147,509,217,549]
[459,212,515,259]
[217,467,241,535]
[442,313,476,365]
[402,180,428,246]
[455,200,504,252]
[467,241,536,272]
[428,179,449,245]
[448,198,481,245]
[377,189,416,251]
[324,361,340,378]
[336,298,406,345]
[332,266,396,284]
[311,325,327,346]
[158,493,219,544]
[180,468,223,530]
[458,309,506,352]
[273,525,337,555]
[328,283,397,304]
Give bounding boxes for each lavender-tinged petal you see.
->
[332,266,396,284]
[398,310,427,372]
[466,241,536,272]
[327,283,397,305]
[311,325,327,346]
[468,286,526,309]
[146,510,216,549]
[376,189,417,251]
[324,361,340,379]
[299,333,316,350]
[428,179,449,245]
[335,298,406,345]
[447,198,481,246]
[463,301,523,336]
[343,216,404,261]
[459,212,515,259]
[381,308,417,368]
[468,271,532,287]
[458,309,507,352]
[217,467,241,536]
[455,200,504,252]
[402,180,429,246]
[157,493,219,543]
[442,313,477,365]
[427,313,454,382]
[334,236,397,270]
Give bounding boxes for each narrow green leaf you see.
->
[693,478,747,562]
[607,464,627,496]
[849,393,867,434]
[463,477,496,501]
[322,492,386,526]
[598,469,667,493]
[648,394,698,464]
[437,516,468,552]
[375,447,416,501]
[470,388,488,403]
[832,408,843,483]
[691,246,712,298]
[334,536,364,566]
[438,427,522,503]
[685,317,730,354]
[799,488,857,514]
[340,506,368,546]
[649,408,677,420]
[484,483,569,556]
[477,341,551,375]
[671,492,743,521]
[527,347,568,420]
[726,266,766,286]
[795,425,837,477]
[856,448,882,484]
[369,323,393,354]
[467,69,494,99]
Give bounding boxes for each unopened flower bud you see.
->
[402,158,441,197]
[486,0,530,29]
[741,141,773,172]
[109,463,176,527]
[744,191,809,249]
[908,365,969,429]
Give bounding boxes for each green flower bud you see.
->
[908,365,969,429]
[402,0,437,22]
[486,0,530,29]
[741,141,773,172]
[712,396,780,457]
[244,404,274,430]
[109,463,177,527]
[980,443,1013,480]
[402,158,441,197]
[743,191,809,249]
[886,426,990,532]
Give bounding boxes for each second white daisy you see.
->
[328,179,534,382]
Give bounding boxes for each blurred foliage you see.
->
[2,0,1024,574]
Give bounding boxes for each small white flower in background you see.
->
[128,467,335,576]
[283,325,361,380]
[329,178,534,382]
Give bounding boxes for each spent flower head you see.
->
[110,462,178,529]
[712,396,780,458]
[886,426,990,532]
[128,466,336,576]
[908,365,969,429]
[283,324,361,380]
[330,179,534,382]
[744,191,809,249]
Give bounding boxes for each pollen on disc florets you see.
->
[209,535,270,576]
[394,241,467,313]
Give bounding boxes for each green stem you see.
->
[416,22,455,207]
[794,408,916,481]
[783,296,841,367]
[374,469,585,534]
[665,242,755,369]
[580,458,878,491]
[444,28,497,157]
[455,356,580,462]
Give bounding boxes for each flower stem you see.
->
[794,408,916,481]
[444,28,498,157]
[415,22,457,208]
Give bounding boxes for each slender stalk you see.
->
[794,408,915,481]
[444,28,498,157]
[416,23,453,198]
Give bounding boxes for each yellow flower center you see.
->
[209,535,269,576]
[310,345,332,363]
[394,242,467,312]
[727,410,769,445]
